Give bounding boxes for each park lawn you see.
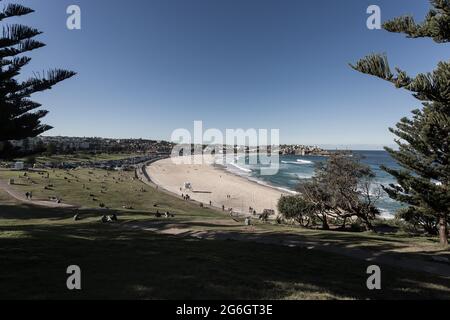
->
[0,203,450,300]
[16,152,144,165]
[0,167,448,258]
[0,168,220,221]
[0,167,448,255]
[255,223,449,256]
[0,168,450,299]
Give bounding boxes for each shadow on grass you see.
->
[121,219,450,275]
[1,222,450,300]
[0,203,155,221]
[0,203,77,220]
[1,202,450,300]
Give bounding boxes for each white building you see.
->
[14,162,24,170]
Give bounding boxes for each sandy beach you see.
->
[146,155,288,215]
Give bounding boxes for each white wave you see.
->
[297,173,314,179]
[281,160,313,165]
[283,172,313,179]
[274,186,299,195]
[297,159,313,164]
[247,177,298,195]
[228,162,252,173]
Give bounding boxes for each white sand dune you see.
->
[146,155,287,215]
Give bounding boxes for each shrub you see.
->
[277,195,315,227]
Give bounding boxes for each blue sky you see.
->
[9,0,449,148]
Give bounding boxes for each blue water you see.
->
[221,151,403,218]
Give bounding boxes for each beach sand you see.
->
[146,155,288,215]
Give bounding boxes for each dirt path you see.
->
[0,179,76,209]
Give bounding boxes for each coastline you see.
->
[145,153,396,220]
[212,161,298,196]
[146,155,289,215]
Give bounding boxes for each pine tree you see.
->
[0,2,76,155]
[351,0,449,245]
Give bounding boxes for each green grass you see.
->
[1,212,449,300]
[15,152,144,165]
[0,167,449,299]
[0,168,219,220]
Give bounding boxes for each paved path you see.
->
[0,179,76,209]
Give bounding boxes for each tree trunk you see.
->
[322,214,329,230]
[0,141,5,159]
[439,215,448,246]
[341,217,347,229]
[364,218,373,231]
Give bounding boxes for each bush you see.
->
[296,154,381,230]
[350,220,364,232]
[396,207,440,235]
[277,195,314,226]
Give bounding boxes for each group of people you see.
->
[181,193,191,201]
[155,210,174,218]
[25,192,33,200]
[101,214,118,223]
[49,196,62,204]
[220,204,231,213]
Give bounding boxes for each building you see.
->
[14,162,24,170]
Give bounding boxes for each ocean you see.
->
[219,151,403,218]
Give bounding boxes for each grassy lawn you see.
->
[1,206,449,300]
[0,167,449,299]
[0,168,218,220]
[13,152,144,165]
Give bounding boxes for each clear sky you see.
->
[9,0,449,149]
